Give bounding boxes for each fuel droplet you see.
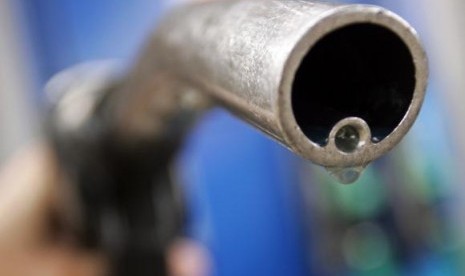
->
[325,166,366,184]
[335,125,360,153]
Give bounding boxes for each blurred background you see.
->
[1,0,465,275]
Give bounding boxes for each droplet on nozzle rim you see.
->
[325,165,366,184]
[335,125,360,153]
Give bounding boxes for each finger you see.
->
[0,246,106,276]
[0,144,58,248]
[168,239,211,276]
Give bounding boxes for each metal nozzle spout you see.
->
[50,0,428,169]
[113,0,426,168]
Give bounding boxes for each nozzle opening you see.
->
[292,23,416,146]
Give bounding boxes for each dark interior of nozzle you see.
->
[292,23,416,146]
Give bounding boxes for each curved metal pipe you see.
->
[111,0,427,168]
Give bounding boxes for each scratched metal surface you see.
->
[127,0,427,168]
[153,0,336,136]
